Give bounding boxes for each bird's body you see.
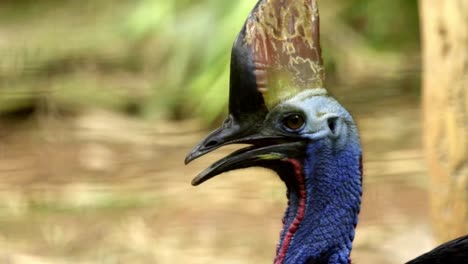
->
[185,0,468,263]
[406,235,468,264]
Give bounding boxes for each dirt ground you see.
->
[0,94,436,264]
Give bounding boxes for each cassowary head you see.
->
[186,88,360,187]
[186,0,362,263]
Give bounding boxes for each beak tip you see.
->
[191,169,213,186]
[191,176,203,186]
[184,151,200,165]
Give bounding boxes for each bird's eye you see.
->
[282,114,305,131]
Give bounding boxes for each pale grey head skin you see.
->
[259,89,360,151]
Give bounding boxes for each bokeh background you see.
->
[0,0,437,263]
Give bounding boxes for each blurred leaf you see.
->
[125,0,175,39]
[342,0,420,50]
[138,0,256,123]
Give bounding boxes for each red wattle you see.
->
[274,159,306,264]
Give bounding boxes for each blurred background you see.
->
[0,0,453,263]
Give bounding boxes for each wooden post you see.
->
[419,0,468,242]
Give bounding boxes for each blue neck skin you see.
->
[275,140,362,264]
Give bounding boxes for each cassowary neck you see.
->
[275,142,362,264]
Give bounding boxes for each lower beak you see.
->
[188,141,306,186]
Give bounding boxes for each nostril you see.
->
[205,140,218,148]
[327,117,338,134]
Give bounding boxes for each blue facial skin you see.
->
[269,92,363,264]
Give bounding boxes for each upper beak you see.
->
[184,115,263,165]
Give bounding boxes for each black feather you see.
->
[406,235,468,264]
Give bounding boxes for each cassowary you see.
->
[185,0,468,263]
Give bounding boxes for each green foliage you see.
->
[128,0,255,122]
[342,0,420,50]
[133,0,421,123]
[0,0,421,124]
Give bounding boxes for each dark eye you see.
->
[282,114,305,131]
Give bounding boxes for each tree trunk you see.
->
[419,0,468,242]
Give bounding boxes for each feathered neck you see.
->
[275,141,362,264]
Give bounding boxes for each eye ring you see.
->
[282,114,305,131]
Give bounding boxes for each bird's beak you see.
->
[185,117,306,186]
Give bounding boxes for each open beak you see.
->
[185,118,306,186]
